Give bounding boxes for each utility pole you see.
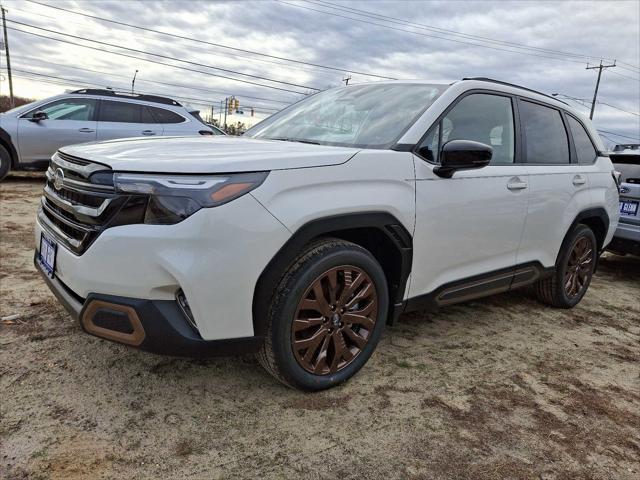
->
[219,100,223,125]
[210,105,214,124]
[223,97,229,131]
[342,75,351,86]
[131,69,138,94]
[1,6,14,108]
[586,60,616,120]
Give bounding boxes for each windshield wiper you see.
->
[268,137,320,145]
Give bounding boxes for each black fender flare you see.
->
[252,212,413,336]
[557,207,610,268]
[0,127,19,169]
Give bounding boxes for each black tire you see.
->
[534,224,597,308]
[256,238,388,391]
[0,145,11,181]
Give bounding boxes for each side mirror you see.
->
[433,139,492,178]
[29,111,49,123]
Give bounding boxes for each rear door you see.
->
[96,100,162,141]
[515,100,591,268]
[17,98,98,164]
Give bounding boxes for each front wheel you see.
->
[257,239,388,391]
[0,145,11,181]
[534,224,597,308]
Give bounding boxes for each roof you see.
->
[70,88,182,107]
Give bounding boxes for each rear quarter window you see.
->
[148,107,186,124]
[567,116,597,164]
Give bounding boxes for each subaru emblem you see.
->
[620,186,630,194]
[53,168,65,191]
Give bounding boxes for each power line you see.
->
[6,25,311,96]
[25,0,396,81]
[2,67,281,115]
[608,69,640,83]
[7,19,319,93]
[309,0,640,73]
[597,129,640,142]
[278,0,639,72]
[17,54,293,106]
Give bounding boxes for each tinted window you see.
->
[520,101,570,164]
[568,116,597,164]
[26,98,96,121]
[149,106,185,124]
[418,93,515,165]
[99,101,155,123]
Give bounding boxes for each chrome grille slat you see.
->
[41,151,123,254]
[43,185,114,217]
[41,197,96,233]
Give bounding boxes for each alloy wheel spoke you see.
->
[342,312,375,330]
[293,317,325,332]
[292,264,377,375]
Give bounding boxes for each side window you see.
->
[99,101,155,123]
[519,100,570,164]
[567,116,597,164]
[148,106,185,124]
[24,98,96,121]
[418,93,515,165]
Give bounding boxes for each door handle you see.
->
[78,128,95,133]
[141,130,156,136]
[507,178,528,190]
[572,175,586,186]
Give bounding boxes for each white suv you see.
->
[0,88,218,180]
[34,78,620,391]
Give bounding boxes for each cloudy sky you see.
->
[1,0,638,142]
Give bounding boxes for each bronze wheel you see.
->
[564,236,594,298]
[292,265,378,375]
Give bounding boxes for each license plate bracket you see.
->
[38,233,57,278]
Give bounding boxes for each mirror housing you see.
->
[29,111,49,123]
[433,139,492,178]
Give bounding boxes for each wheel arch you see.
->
[252,212,413,337]
[557,207,609,265]
[0,127,20,169]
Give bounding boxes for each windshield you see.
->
[245,83,447,148]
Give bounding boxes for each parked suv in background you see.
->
[34,78,619,390]
[0,88,218,180]
[608,145,640,255]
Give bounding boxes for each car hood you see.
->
[59,136,360,173]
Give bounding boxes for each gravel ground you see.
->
[1,173,639,480]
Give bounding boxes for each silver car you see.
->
[0,88,222,180]
[609,145,640,256]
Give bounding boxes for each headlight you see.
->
[113,172,268,224]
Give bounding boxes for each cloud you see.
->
[2,0,638,142]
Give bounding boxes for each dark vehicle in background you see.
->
[609,144,640,256]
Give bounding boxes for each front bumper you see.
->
[34,192,291,343]
[35,254,262,356]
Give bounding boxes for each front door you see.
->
[17,98,98,165]
[410,92,529,301]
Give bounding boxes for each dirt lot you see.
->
[1,173,639,480]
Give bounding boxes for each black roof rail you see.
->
[461,77,569,105]
[70,88,182,107]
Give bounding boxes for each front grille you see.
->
[39,152,145,254]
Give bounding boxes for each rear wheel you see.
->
[257,239,388,391]
[0,145,11,181]
[534,224,597,308]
